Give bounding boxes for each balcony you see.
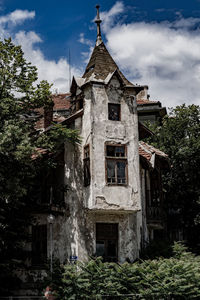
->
[146,206,163,223]
[30,185,67,215]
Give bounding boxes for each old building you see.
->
[16,6,169,295]
[137,86,167,125]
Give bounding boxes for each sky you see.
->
[1,0,200,109]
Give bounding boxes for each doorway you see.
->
[96,223,118,262]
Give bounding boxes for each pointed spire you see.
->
[95,5,102,46]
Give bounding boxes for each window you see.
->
[150,170,161,207]
[108,103,120,121]
[84,145,90,186]
[105,144,127,184]
[96,223,118,262]
[32,225,47,265]
[76,98,83,111]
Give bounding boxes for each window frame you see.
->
[105,143,128,186]
[108,103,121,121]
[96,223,118,262]
[83,144,91,186]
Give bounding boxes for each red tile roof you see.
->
[139,141,168,161]
[137,99,160,105]
[52,93,71,111]
[32,147,48,160]
[139,141,169,169]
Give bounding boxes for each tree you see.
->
[146,104,200,251]
[0,38,79,294]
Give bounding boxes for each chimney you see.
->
[136,85,149,100]
[44,102,54,129]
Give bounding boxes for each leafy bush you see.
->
[44,243,200,299]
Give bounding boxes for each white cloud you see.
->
[0,9,81,93]
[0,9,35,25]
[100,2,200,108]
[172,17,200,29]
[79,33,94,63]
[101,1,124,32]
[79,33,93,47]
[14,31,81,92]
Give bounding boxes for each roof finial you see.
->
[95,5,102,45]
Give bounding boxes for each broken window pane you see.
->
[108,103,120,121]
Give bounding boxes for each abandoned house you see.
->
[16,6,169,295]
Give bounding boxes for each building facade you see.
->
[15,7,169,295]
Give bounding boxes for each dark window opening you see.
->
[96,223,118,262]
[41,164,65,205]
[108,103,120,121]
[84,145,90,186]
[107,145,125,157]
[146,170,163,221]
[106,145,127,185]
[32,225,47,266]
[76,98,83,111]
[30,151,65,207]
[150,170,162,207]
[79,99,83,109]
[86,64,95,73]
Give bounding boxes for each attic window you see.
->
[108,103,120,121]
[86,64,95,73]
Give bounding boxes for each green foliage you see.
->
[140,239,173,259]
[37,123,81,153]
[47,245,200,299]
[0,38,79,294]
[145,104,200,250]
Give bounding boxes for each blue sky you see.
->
[1,0,200,107]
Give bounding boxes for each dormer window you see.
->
[86,64,95,73]
[108,103,120,121]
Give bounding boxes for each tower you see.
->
[64,5,145,262]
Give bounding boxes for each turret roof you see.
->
[82,5,134,87]
[82,41,134,87]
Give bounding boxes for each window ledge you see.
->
[106,183,128,187]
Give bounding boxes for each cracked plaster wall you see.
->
[61,75,143,262]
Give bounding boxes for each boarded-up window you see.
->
[108,103,120,121]
[84,145,90,186]
[106,144,127,184]
[32,225,47,265]
[96,223,118,262]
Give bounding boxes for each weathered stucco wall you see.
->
[81,76,141,212]
[59,75,143,262]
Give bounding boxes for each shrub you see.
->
[45,243,200,299]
